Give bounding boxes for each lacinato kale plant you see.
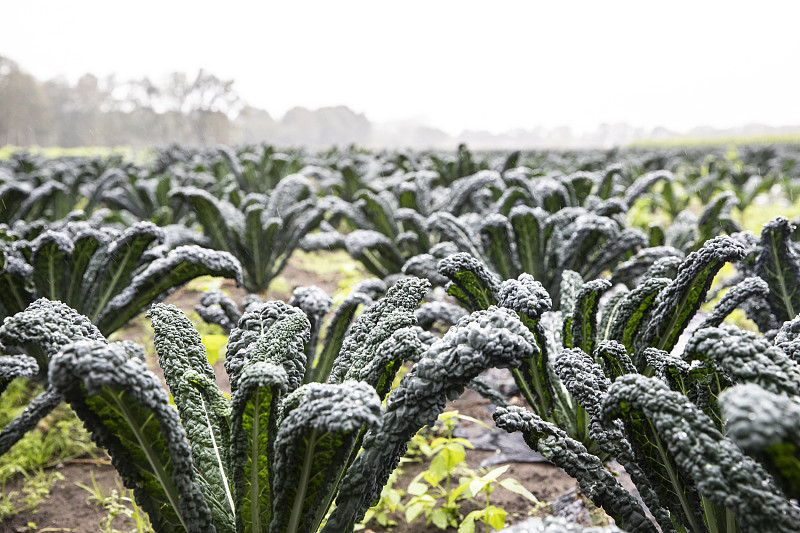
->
[3,275,540,533]
[0,299,107,456]
[0,220,243,333]
[171,174,324,293]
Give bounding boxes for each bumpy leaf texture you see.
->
[149,304,235,532]
[698,277,769,329]
[271,381,382,533]
[720,383,800,500]
[328,277,429,386]
[438,252,501,311]
[51,341,214,533]
[638,235,745,353]
[324,306,536,532]
[756,216,800,322]
[493,405,657,533]
[603,374,800,533]
[0,298,105,383]
[775,314,800,363]
[684,325,800,396]
[225,301,310,395]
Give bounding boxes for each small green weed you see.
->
[403,412,482,529]
[77,471,155,533]
[455,464,538,533]
[0,468,65,520]
[0,380,97,485]
[361,411,538,532]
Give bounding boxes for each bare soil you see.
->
[1,251,585,532]
[2,461,132,533]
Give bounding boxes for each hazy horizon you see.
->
[3,1,799,137]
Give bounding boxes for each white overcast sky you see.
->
[2,1,798,135]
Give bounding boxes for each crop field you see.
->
[2,142,800,533]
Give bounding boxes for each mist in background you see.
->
[3,1,800,149]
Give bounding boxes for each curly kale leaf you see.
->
[496,274,553,417]
[608,277,670,361]
[597,291,627,343]
[413,301,467,329]
[583,228,647,282]
[344,230,405,279]
[195,290,243,332]
[720,383,800,500]
[0,248,35,317]
[229,362,288,533]
[0,386,62,457]
[0,181,33,224]
[426,212,484,262]
[355,189,398,239]
[170,184,321,293]
[97,245,243,334]
[623,170,673,207]
[51,341,214,533]
[554,347,675,532]
[288,286,333,363]
[775,314,800,363]
[443,170,505,214]
[29,229,74,303]
[603,374,800,533]
[63,226,108,309]
[611,246,685,288]
[438,252,501,311]
[559,270,584,314]
[756,216,800,322]
[227,302,310,397]
[594,340,637,382]
[684,325,800,396]
[693,191,739,252]
[271,381,382,533]
[344,327,423,400]
[558,214,620,277]
[566,279,611,355]
[0,299,106,456]
[0,354,38,394]
[0,298,105,384]
[478,213,519,280]
[3,222,241,335]
[552,348,605,457]
[402,253,450,287]
[698,277,769,329]
[328,277,429,388]
[170,187,243,254]
[148,304,234,532]
[84,222,164,322]
[494,406,657,533]
[643,255,684,281]
[497,274,553,321]
[324,306,536,531]
[638,235,745,354]
[533,177,570,213]
[306,281,384,385]
[509,205,550,283]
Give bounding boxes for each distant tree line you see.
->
[0,55,371,148]
[4,55,797,150]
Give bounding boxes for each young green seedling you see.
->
[404,411,481,530]
[453,464,538,533]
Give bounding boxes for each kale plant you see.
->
[170,174,324,293]
[0,220,242,334]
[7,277,539,533]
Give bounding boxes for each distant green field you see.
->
[628,132,800,148]
[0,145,152,163]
